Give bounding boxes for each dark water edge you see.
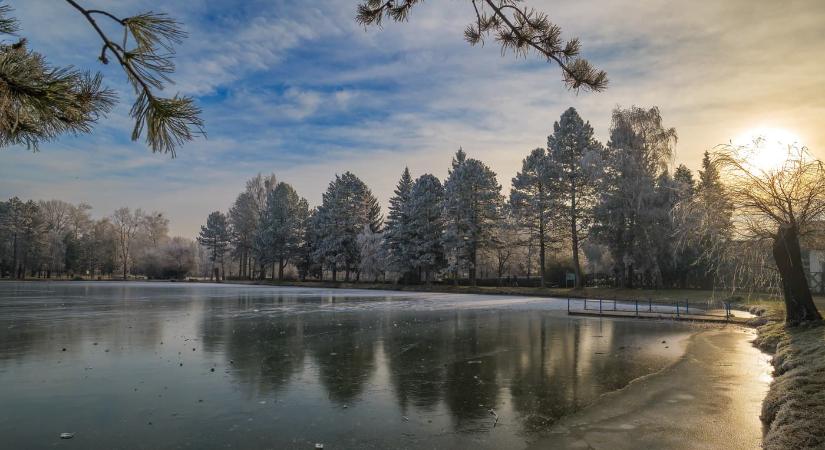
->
[0,282,692,449]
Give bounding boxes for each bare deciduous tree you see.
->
[713,141,824,325]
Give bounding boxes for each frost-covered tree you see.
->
[510,147,554,287]
[256,182,309,281]
[111,207,144,280]
[442,150,503,286]
[357,225,386,282]
[313,172,383,281]
[674,151,736,289]
[592,106,676,288]
[230,173,277,279]
[407,174,446,283]
[712,142,823,325]
[384,168,415,281]
[0,198,44,278]
[198,211,230,281]
[142,212,169,248]
[547,107,604,288]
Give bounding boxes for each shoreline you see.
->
[752,307,825,449]
[0,277,788,306]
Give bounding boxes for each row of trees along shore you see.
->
[0,201,202,280]
[3,105,822,324]
[197,106,716,288]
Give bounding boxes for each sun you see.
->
[733,127,802,172]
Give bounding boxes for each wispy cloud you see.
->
[2,0,824,237]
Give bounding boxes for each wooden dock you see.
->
[568,309,750,325]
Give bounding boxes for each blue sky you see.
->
[2,0,824,237]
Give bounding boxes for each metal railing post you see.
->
[599,299,602,314]
[648,298,652,312]
[567,297,570,313]
[635,299,639,317]
[584,298,587,310]
[613,299,617,311]
[676,301,680,318]
[685,300,689,315]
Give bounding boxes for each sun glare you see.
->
[733,127,802,172]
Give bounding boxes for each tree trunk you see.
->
[571,221,583,289]
[213,267,219,282]
[773,224,822,326]
[278,257,284,281]
[539,218,546,288]
[571,183,584,289]
[469,245,477,287]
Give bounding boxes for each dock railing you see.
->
[568,297,738,323]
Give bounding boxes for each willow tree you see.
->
[356,0,607,91]
[0,2,202,154]
[713,141,824,326]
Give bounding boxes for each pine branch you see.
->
[0,40,116,149]
[356,0,608,92]
[0,3,18,35]
[63,0,203,156]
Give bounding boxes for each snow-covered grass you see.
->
[753,306,825,450]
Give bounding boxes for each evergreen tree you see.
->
[313,172,383,281]
[198,211,230,281]
[592,106,676,288]
[0,2,201,153]
[384,168,415,281]
[230,173,277,279]
[547,107,604,288]
[356,0,607,92]
[510,147,554,287]
[357,225,386,282]
[407,174,446,283]
[442,151,503,286]
[256,182,309,281]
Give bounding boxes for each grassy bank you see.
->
[752,306,825,449]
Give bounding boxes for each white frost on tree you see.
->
[357,224,386,282]
[442,149,503,286]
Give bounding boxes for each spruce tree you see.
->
[407,174,446,283]
[442,151,503,286]
[384,168,415,282]
[197,211,230,281]
[547,107,604,288]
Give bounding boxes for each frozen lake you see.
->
[0,282,694,449]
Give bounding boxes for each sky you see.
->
[1,0,824,237]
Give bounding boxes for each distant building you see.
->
[802,223,825,294]
[802,249,824,294]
